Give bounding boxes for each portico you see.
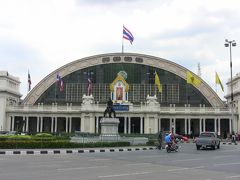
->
[6,102,235,138]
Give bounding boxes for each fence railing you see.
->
[6,104,233,115]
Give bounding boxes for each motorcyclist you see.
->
[165,132,172,147]
[165,132,177,150]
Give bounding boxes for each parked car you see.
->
[195,132,220,150]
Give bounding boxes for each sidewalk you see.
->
[0,146,156,155]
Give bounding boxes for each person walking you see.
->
[158,130,163,150]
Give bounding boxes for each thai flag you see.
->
[56,74,64,92]
[28,70,31,92]
[123,26,134,44]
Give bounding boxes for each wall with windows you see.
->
[36,63,211,107]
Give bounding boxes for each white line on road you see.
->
[168,166,205,172]
[171,158,201,162]
[125,163,152,166]
[138,155,167,158]
[212,155,235,159]
[57,165,108,171]
[98,171,152,178]
[220,147,240,152]
[214,162,240,166]
[88,158,111,161]
[225,175,240,179]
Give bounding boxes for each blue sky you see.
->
[1,0,240,100]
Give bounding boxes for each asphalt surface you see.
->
[0,143,240,180]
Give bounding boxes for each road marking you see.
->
[98,171,152,178]
[125,163,152,166]
[36,164,61,168]
[212,155,235,159]
[220,147,240,152]
[171,158,201,162]
[214,162,240,166]
[138,155,166,158]
[225,175,240,179]
[88,158,111,161]
[57,165,108,171]
[168,166,205,172]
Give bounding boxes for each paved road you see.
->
[0,143,240,180]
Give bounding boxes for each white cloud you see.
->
[0,0,240,100]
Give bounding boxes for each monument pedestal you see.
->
[100,118,120,141]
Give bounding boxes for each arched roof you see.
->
[24,53,224,107]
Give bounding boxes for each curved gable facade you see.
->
[24,53,223,107]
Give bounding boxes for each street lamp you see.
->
[224,39,237,133]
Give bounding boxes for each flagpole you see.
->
[215,71,218,93]
[54,76,57,103]
[122,27,124,54]
[27,69,29,92]
[55,80,57,103]
[121,25,124,72]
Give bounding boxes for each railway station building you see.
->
[1,53,239,137]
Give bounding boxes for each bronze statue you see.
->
[104,98,116,118]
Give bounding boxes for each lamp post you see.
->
[224,39,237,134]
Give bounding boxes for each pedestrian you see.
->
[158,130,163,150]
[231,131,236,144]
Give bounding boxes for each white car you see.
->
[196,132,220,150]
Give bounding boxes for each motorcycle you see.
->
[165,141,180,153]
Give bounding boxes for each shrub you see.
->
[0,135,31,141]
[146,140,155,146]
[35,133,53,137]
[0,140,130,149]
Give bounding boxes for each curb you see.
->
[0,147,155,156]
[222,142,238,145]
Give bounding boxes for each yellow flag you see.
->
[155,72,162,93]
[216,72,224,92]
[186,71,201,87]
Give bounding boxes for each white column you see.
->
[37,117,40,132]
[124,117,127,134]
[26,116,29,133]
[203,118,206,132]
[69,117,72,133]
[169,118,171,132]
[199,118,202,134]
[6,115,11,131]
[218,118,221,136]
[140,117,143,134]
[214,118,217,133]
[51,117,54,133]
[229,119,232,134]
[65,117,68,133]
[155,117,158,133]
[55,117,58,132]
[173,118,176,134]
[96,117,99,134]
[184,118,188,135]
[128,117,131,134]
[188,119,191,135]
[40,117,43,132]
[11,116,14,131]
[23,116,26,132]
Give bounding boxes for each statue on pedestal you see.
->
[104,98,116,118]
